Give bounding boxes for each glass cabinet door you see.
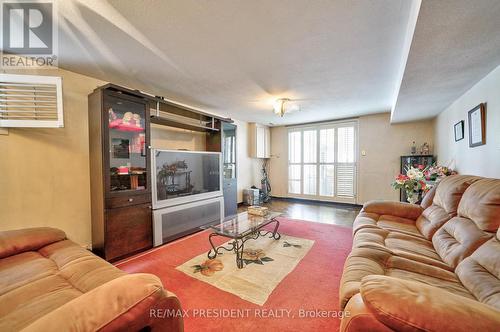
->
[105,95,148,194]
[222,122,236,180]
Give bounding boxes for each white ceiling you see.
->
[53,0,500,126]
[392,0,500,122]
[56,0,416,125]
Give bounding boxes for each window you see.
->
[287,121,357,203]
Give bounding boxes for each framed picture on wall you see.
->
[454,120,464,141]
[468,103,486,147]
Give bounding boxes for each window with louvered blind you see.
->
[0,74,64,128]
[287,120,358,203]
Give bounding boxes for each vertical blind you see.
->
[287,121,357,202]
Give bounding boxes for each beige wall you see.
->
[268,113,435,204]
[0,68,105,247]
[358,114,434,203]
[268,126,288,198]
[0,68,257,246]
[151,124,207,151]
[435,65,500,178]
[233,119,261,202]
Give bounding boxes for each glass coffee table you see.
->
[201,211,282,268]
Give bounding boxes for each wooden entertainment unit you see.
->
[88,84,235,261]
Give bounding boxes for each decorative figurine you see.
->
[410,141,417,155]
[421,142,430,155]
[108,108,117,122]
[122,112,133,125]
[132,113,142,128]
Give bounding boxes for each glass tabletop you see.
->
[202,211,282,238]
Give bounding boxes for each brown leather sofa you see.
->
[0,227,183,331]
[339,175,500,331]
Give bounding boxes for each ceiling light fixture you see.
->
[273,98,299,117]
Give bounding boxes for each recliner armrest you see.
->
[359,275,500,332]
[362,201,423,221]
[22,273,183,332]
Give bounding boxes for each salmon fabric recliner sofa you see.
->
[339,175,500,332]
[0,227,183,331]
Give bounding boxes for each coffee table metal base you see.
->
[207,218,281,269]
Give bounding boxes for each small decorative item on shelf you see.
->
[108,108,117,122]
[130,174,139,189]
[410,141,417,155]
[248,205,269,216]
[420,142,430,155]
[392,165,427,204]
[118,166,129,174]
[109,110,144,132]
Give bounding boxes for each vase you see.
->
[406,191,419,204]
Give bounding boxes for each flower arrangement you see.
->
[424,165,457,181]
[392,165,427,204]
[392,164,457,204]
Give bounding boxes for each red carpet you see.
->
[116,218,352,332]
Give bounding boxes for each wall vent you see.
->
[0,74,63,128]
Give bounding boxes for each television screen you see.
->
[152,149,222,208]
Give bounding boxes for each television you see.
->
[151,149,222,209]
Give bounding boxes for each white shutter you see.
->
[0,74,64,128]
[336,125,356,198]
[336,164,356,197]
[287,121,357,202]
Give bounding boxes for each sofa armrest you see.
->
[362,201,423,221]
[0,227,66,259]
[359,275,500,332]
[341,293,393,332]
[22,273,183,332]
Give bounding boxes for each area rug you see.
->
[176,234,314,305]
[116,218,353,332]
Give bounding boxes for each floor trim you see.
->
[239,197,362,208]
[271,196,362,208]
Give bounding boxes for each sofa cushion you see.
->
[431,175,481,216]
[415,203,452,239]
[39,240,125,292]
[432,217,493,269]
[372,215,423,237]
[431,178,500,269]
[353,212,425,238]
[415,175,480,239]
[457,178,500,232]
[0,239,126,331]
[339,247,474,309]
[360,275,500,332]
[456,234,500,310]
[21,274,167,332]
[0,273,82,331]
[353,228,450,270]
[0,228,66,259]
